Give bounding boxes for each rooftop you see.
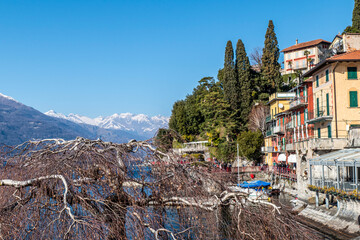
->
[281,39,331,53]
[329,50,360,61]
[303,50,360,77]
[268,92,295,104]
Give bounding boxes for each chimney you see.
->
[296,39,298,45]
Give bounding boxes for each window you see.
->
[304,109,308,121]
[326,69,329,82]
[316,98,320,117]
[316,75,319,87]
[327,125,332,138]
[350,91,358,107]
[326,93,330,115]
[304,85,308,102]
[302,59,306,67]
[318,128,321,138]
[348,67,357,80]
[296,61,299,69]
[297,111,301,126]
[295,52,298,58]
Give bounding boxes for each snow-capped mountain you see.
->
[0,93,144,146]
[45,110,169,139]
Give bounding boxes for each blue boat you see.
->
[238,180,271,188]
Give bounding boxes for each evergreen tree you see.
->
[221,41,239,110]
[235,39,253,126]
[261,20,281,93]
[344,0,360,33]
[169,100,187,134]
[353,0,360,31]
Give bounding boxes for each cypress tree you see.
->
[353,0,360,31]
[261,20,281,93]
[235,39,252,125]
[221,41,239,110]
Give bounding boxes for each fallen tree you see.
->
[0,137,322,239]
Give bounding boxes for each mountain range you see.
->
[0,93,169,146]
[45,110,169,139]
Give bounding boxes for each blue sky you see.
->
[0,0,355,117]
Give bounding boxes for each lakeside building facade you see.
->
[263,33,360,196]
[282,39,331,75]
[263,92,295,166]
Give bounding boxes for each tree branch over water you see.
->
[0,137,322,239]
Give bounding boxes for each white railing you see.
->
[273,126,284,134]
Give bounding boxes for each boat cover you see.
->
[238,180,271,188]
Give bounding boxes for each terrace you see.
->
[309,148,360,192]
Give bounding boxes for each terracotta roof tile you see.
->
[281,39,330,52]
[303,50,360,77]
[329,50,360,61]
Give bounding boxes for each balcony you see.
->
[266,129,274,137]
[261,146,284,153]
[261,146,274,153]
[309,138,347,151]
[289,96,307,110]
[273,145,285,152]
[273,125,284,134]
[285,138,347,152]
[286,121,295,129]
[307,106,333,123]
[268,92,296,103]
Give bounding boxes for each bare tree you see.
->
[248,104,269,136]
[0,137,322,239]
[250,47,263,71]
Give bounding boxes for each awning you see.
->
[309,148,360,166]
[288,154,297,163]
[278,154,286,162]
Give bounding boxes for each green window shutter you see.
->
[316,98,320,117]
[326,70,329,82]
[316,75,319,87]
[326,93,330,115]
[327,125,332,138]
[298,112,300,126]
[318,128,321,138]
[350,91,358,107]
[348,67,358,80]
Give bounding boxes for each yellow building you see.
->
[303,50,360,143]
[263,92,295,166]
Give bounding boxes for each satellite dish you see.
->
[279,103,284,109]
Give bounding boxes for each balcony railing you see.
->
[262,146,285,153]
[289,96,307,109]
[266,129,274,137]
[261,146,274,152]
[273,125,285,134]
[286,121,295,129]
[307,106,333,123]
